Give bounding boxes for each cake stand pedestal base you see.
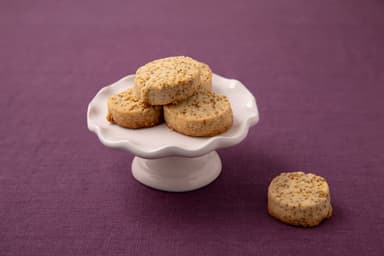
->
[132,151,222,192]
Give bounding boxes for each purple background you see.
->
[1,0,384,255]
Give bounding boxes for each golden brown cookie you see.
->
[164,91,233,137]
[268,171,333,227]
[106,89,163,129]
[133,56,201,105]
[191,59,212,91]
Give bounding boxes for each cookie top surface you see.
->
[108,89,160,113]
[165,91,231,120]
[134,56,200,90]
[268,171,330,207]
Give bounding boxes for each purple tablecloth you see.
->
[1,0,383,255]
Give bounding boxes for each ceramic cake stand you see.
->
[87,74,259,192]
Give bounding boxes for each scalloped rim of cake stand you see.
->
[87,73,259,159]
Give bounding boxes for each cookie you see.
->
[268,171,333,227]
[191,59,212,91]
[133,56,201,105]
[164,91,233,137]
[106,89,163,129]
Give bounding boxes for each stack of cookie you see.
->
[107,56,233,137]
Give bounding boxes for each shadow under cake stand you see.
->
[87,74,259,192]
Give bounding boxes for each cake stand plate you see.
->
[87,73,259,192]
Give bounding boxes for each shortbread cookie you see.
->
[192,60,212,91]
[268,171,333,227]
[133,56,201,105]
[106,89,163,129]
[164,91,233,137]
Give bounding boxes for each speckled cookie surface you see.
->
[133,56,201,105]
[164,91,233,137]
[268,171,333,227]
[191,60,212,91]
[106,89,163,129]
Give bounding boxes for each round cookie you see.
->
[191,60,212,91]
[164,91,233,137]
[268,171,333,227]
[199,62,212,91]
[133,56,201,105]
[106,89,163,129]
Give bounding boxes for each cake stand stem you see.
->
[131,151,222,192]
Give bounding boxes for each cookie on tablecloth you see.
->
[268,171,333,227]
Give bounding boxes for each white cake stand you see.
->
[87,74,259,192]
